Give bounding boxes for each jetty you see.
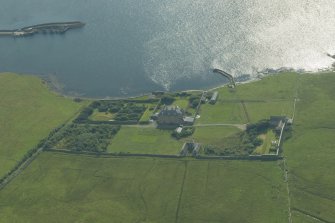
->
[0,21,85,37]
[213,68,236,87]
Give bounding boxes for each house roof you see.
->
[158,106,183,116]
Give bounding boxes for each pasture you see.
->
[284,73,335,222]
[185,126,241,147]
[0,152,288,223]
[197,73,298,125]
[0,73,87,178]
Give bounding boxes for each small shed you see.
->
[270,116,286,130]
[175,127,183,134]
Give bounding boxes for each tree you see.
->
[161,95,175,105]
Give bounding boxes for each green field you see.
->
[218,73,298,101]
[0,152,288,223]
[197,73,298,124]
[185,126,241,147]
[0,73,87,178]
[197,102,247,124]
[107,126,183,155]
[244,100,294,123]
[283,73,335,222]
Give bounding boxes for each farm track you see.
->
[283,159,293,223]
[241,100,251,123]
[0,147,43,190]
[292,208,332,223]
[137,161,157,223]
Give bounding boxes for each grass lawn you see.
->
[89,110,115,121]
[0,73,87,178]
[107,127,183,155]
[253,130,277,154]
[0,152,288,223]
[172,98,189,109]
[185,126,241,147]
[172,96,200,116]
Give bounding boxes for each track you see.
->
[175,161,188,223]
[241,100,251,123]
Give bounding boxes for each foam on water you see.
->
[144,0,335,89]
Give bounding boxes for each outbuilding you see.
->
[209,91,219,104]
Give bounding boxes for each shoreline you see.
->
[1,69,334,101]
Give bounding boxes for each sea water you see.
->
[0,0,334,97]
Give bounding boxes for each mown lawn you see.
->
[107,126,183,155]
[0,152,288,223]
[0,73,87,178]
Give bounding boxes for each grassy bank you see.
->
[0,73,87,178]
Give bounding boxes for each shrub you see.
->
[172,127,195,139]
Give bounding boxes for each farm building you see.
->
[209,91,219,104]
[183,116,195,125]
[270,116,286,130]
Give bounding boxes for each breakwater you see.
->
[0,21,85,37]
